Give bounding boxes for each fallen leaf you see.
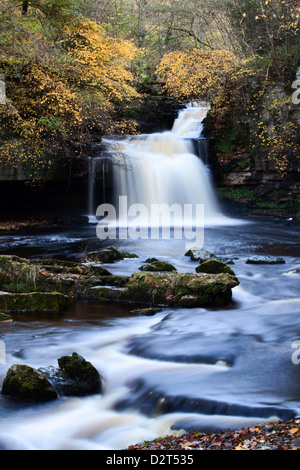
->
[235,443,244,450]
[289,428,299,434]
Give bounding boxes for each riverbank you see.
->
[127,419,300,450]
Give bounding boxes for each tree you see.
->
[155,48,237,101]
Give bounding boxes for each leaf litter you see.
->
[127,419,300,450]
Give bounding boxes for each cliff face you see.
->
[205,72,300,220]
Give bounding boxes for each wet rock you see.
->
[1,364,58,402]
[130,307,164,316]
[52,352,102,396]
[185,249,215,262]
[86,246,138,263]
[139,261,177,272]
[88,285,127,302]
[0,312,13,323]
[246,256,285,265]
[89,272,239,308]
[0,292,71,313]
[196,259,236,276]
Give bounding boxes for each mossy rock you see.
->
[0,312,13,323]
[87,285,127,303]
[56,353,101,396]
[139,261,177,272]
[0,292,71,313]
[195,259,236,276]
[246,256,285,265]
[121,272,239,308]
[86,246,137,263]
[1,364,57,402]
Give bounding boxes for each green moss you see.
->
[1,364,57,402]
[0,292,71,313]
[123,272,239,307]
[195,259,236,276]
[0,312,13,322]
[57,352,101,392]
[139,261,177,272]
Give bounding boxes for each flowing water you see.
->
[101,102,232,228]
[0,104,300,450]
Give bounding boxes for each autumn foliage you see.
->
[156,49,238,101]
[0,2,140,177]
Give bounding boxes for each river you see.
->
[0,218,300,450]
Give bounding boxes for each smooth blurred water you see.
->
[0,218,299,450]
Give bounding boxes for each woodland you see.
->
[0,0,299,180]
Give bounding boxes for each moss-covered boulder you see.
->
[88,271,239,308]
[1,364,58,402]
[0,291,71,313]
[86,247,138,263]
[53,352,102,396]
[139,261,177,272]
[0,255,115,298]
[145,258,159,263]
[195,259,236,276]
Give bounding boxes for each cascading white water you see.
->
[104,102,233,230]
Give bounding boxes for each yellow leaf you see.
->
[235,443,244,450]
[289,428,299,434]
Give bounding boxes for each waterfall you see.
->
[101,102,234,233]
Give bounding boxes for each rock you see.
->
[0,292,71,313]
[126,272,239,307]
[1,364,57,402]
[88,272,239,308]
[130,307,163,316]
[195,259,236,276]
[246,256,285,265]
[145,258,159,263]
[139,261,177,272]
[86,247,138,263]
[88,285,127,302]
[121,251,139,259]
[0,312,13,323]
[185,248,215,262]
[54,353,102,396]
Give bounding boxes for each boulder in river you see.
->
[195,259,236,276]
[41,352,102,397]
[2,353,102,402]
[86,246,138,263]
[139,261,177,272]
[1,364,58,402]
[88,272,239,308]
[185,248,216,263]
[246,256,285,265]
